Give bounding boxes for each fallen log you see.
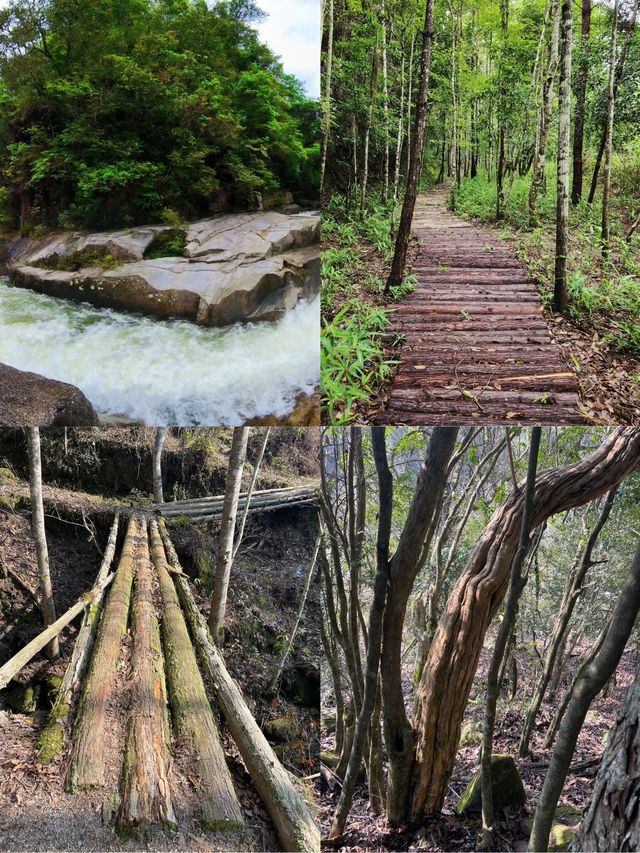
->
[157,487,318,517]
[67,517,138,791]
[155,486,313,511]
[149,520,243,830]
[118,519,175,832]
[38,514,120,763]
[158,520,320,853]
[0,541,119,692]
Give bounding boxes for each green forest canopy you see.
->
[0,0,320,231]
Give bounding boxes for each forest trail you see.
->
[376,184,587,425]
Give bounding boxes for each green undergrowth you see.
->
[321,192,414,424]
[451,161,640,359]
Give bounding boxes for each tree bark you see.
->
[385,0,436,291]
[328,427,393,838]
[410,428,640,818]
[519,488,618,756]
[68,517,137,791]
[153,428,167,505]
[481,428,541,849]
[118,519,175,832]
[208,427,249,642]
[38,514,120,764]
[159,520,319,853]
[26,427,58,659]
[529,537,640,852]
[571,0,592,205]
[232,427,270,560]
[529,0,560,220]
[575,662,640,850]
[382,429,460,824]
[319,0,334,195]
[601,1,619,259]
[150,521,243,830]
[553,0,573,313]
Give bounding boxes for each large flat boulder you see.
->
[0,364,99,426]
[1,210,320,327]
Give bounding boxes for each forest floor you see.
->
[373,184,586,425]
[319,641,637,851]
[0,483,320,851]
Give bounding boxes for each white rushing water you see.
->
[0,279,319,425]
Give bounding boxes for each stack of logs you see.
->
[154,485,319,523]
[0,515,319,852]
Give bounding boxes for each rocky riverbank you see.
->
[1,210,320,326]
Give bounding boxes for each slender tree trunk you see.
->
[152,428,167,505]
[328,427,393,838]
[601,0,619,259]
[208,427,249,642]
[409,428,640,818]
[529,537,640,852]
[588,0,639,204]
[543,617,611,749]
[320,0,334,195]
[481,428,541,849]
[361,42,379,210]
[232,427,270,560]
[392,51,405,219]
[496,0,509,220]
[406,31,415,174]
[575,662,640,850]
[553,0,573,314]
[381,1,390,203]
[26,428,58,660]
[519,487,618,756]
[385,0,436,292]
[529,0,561,220]
[571,0,592,205]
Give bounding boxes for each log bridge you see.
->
[154,485,319,523]
[0,514,319,852]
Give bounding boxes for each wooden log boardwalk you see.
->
[375,184,586,425]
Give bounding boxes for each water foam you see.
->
[0,279,319,425]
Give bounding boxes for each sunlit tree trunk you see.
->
[26,428,58,660]
[601,0,619,260]
[553,0,573,314]
[571,0,592,205]
[152,427,167,505]
[320,0,334,195]
[496,0,509,220]
[529,0,560,220]
[361,41,379,210]
[208,427,249,642]
[381,1,390,203]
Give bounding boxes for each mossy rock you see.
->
[548,824,575,851]
[263,714,299,743]
[5,682,38,713]
[0,494,19,511]
[457,754,526,815]
[459,720,483,748]
[554,803,581,823]
[320,750,339,768]
[0,467,17,485]
[323,712,336,733]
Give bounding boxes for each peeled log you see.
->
[67,517,138,791]
[118,519,175,832]
[159,519,320,853]
[149,521,243,830]
[38,514,120,763]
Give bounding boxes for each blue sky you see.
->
[255,0,320,98]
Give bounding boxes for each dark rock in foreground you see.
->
[0,364,100,426]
